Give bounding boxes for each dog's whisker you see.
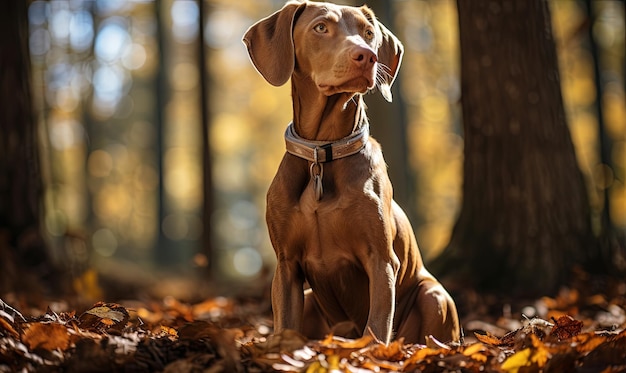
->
[378,62,393,73]
[375,64,394,88]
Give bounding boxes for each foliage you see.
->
[2,281,625,372]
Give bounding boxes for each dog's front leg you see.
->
[364,257,399,344]
[271,258,304,334]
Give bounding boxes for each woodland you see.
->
[1,0,625,371]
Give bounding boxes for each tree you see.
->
[0,1,64,297]
[433,0,598,296]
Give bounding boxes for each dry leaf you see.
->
[192,297,234,319]
[22,322,70,351]
[369,338,405,361]
[320,334,373,349]
[530,334,550,367]
[78,302,129,331]
[550,315,583,340]
[572,332,608,354]
[0,315,18,338]
[474,331,505,346]
[501,348,532,373]
[404,347,442,365]
[462,342,488,363]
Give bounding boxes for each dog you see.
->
[243,0,460,344]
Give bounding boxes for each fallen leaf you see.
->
[320,334,373,349]
[0,315,18,338]
[192,297,234,319]
[462,342,489,363]
[369,338,405,361]
[550,315,583,340]
[501,348,532,373]
[78,302,129,331]
[530,334,550,368]
[404,347,443,365]
[474,331,505,346]
[572,332,607,354]
[22,322,70,351]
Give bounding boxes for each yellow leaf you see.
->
[530,334,550,367]
[462,342,485,356]
[72,269,103,301]
[160,325,178,337]
[305,361,326,373]
[531,347,550,368]
[462,342,488,363]
[327,354,340,370]
[501,348,532,373]
[86,306,126,322]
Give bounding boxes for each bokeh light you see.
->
[27,0,624,288]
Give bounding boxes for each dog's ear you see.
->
[375,22,404,102]
[242,1,305,86]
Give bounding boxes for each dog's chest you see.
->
[303,249,370,316]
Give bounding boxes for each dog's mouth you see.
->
[318,74,375,96]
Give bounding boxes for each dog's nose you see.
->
[351,46,377,67]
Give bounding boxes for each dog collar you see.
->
[284,122,369,201]
[284,122,369,164]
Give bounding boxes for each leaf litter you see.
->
[1,278,625,372]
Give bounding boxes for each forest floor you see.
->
[1,271,625,372]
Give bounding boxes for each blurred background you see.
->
[26,0,624,300]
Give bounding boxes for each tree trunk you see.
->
[433,0,597,296]
[0,1,61,297]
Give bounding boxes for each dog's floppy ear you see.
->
[375,22,404,102]
[242,1,305,86]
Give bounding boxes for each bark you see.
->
[433,0,597,296]
[0,1,60,297]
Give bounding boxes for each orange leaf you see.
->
[572,332,608,353]
[474,331,505,346]
[0,316,18,338]
[320,334,373,349]
[530,334,550,368]
[404,347,442,365]
[369,338,406,361]
[22,323,70,351]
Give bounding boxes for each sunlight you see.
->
[92,228,119,257]
[95,20,130,64]
[69,10,94,52]
[171,0,199,44]
[233,247,263,277]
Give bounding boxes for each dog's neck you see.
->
[290,74,368,142]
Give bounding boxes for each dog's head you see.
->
[243,0,403,102]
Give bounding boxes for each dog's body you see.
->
[244,0,460,344]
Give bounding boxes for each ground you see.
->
[1,273,625,372]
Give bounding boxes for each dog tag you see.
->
[314,174,323,200]
[310,162,324,201]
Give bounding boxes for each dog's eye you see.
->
[313,23,327,33]
[364,28,375,40]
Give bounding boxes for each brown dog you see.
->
[243,0,460,344]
